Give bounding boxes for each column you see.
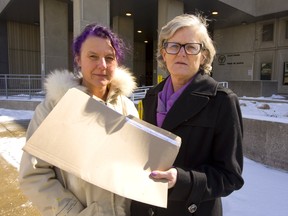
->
[156,0,184,84]
[39,0,68,75]
[73,0,110,37]
[112,16,134,71]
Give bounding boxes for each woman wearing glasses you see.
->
[131,14,244,216]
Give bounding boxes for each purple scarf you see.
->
[156,76,192,127]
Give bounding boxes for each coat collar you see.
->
[44,67,136,106]
[145,71,219,131]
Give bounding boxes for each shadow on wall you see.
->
[0,100,41,111]
[228,81,278,97]
[243,118,288,171]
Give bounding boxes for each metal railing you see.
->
[0,74,45,99]
[129,86,153,102]
[0,74,229,101]
[219,81,228,88]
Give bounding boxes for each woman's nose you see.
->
[178,46,187,56]
[98,57,107,68]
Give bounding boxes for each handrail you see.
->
[129,86,153,102]
[0,74,45,99]
[219,81,229,88]
[0,74,229,101]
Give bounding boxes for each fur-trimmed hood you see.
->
[44,67,137,105]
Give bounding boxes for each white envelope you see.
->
[23,88,181,208]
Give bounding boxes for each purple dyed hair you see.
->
[73,24,126,66]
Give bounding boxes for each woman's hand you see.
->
[150,167,177,189]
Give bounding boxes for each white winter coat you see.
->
[19,68,139,216]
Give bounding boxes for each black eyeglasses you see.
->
[163,42,203,55]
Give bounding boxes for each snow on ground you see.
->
[0,108,34,122]
[0,137,25,170]
[0,95,288,215]
[239,94,288,123]
[222,157,288,216]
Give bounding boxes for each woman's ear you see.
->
[161,49,166,62]
[201,55,206,65]
[75,56,81,67]
[200,51,207,65]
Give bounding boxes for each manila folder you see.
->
[23,88,181,208]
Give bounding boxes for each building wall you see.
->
[7,21,40,75]
[255,0,288,16]
[220,0,288,16]
[243,118,288,171]
[213,16,288,94]
[213,23,255,81]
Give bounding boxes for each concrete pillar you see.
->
[112,16,134,71]
[73,0,110,37]
[39,0,68,75]
[156,0,184,84]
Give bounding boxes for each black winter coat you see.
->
[131,72,244,216]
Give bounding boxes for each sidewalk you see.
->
[0,120,30,137]
[0,120,40,216]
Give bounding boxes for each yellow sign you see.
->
[157,75,163,83]
[137,100,143,119]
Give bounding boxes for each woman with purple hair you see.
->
[19,24,139,215]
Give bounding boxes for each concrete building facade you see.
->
[0,0,288,96]
[214,0,288,96]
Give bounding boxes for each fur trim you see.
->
[110,67,137,97]
[44,69,83,105]
[44,67,137,105]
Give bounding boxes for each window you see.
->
[260,63,272,80]
[283,62,288,85]
[262,24,274,42]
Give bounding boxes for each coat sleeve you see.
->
[121,95,140,118]
[169,91,244,205]
[19,99,84,216]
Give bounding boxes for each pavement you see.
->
[0,119,30,137]
[0,119,41,215]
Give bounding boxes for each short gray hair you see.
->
[157,14,216,75]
